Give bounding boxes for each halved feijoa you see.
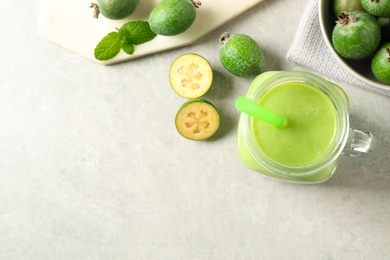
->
[169,53,213,98]
[175,99,220,141]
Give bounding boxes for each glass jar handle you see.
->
[342,128,378,157]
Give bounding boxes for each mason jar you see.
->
[237,71,377,183]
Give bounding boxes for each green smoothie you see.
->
[237,71,346,183]
[254,82,337,166]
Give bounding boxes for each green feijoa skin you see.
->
[91,0,140,20]
[219,32,265,78]
[371,42,390,84]
[333,0,364,18]
[332,11,381,60]
[149,0,199,36]
[378,17,390,27]
[361,0,390,18]
[378,17,390,41]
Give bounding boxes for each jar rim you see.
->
[242,71,350,177]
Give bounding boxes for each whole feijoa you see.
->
[92,0,140,20]
[149,0,200,36]
[361,0,390,18]
[332,11,381,60]
[333,0,364,18]
[371,42,390,84]
[219,32,265,78]
[378,17,390,40]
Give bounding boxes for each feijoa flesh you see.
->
[361,0,390,18]
[91,0,140,20]
[371,42,390,84]
[332,11,381,60]
[219,33,265,78]
[175,99,220,141]
[169,53,213,98]
[149,0,200,36]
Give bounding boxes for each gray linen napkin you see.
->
[286,0,390,97]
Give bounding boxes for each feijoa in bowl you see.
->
[319,0,390,91]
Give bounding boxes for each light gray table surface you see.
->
[1,0,390,259]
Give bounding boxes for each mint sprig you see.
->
[94,21,157,61]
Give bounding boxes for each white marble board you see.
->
[38,0,265,65]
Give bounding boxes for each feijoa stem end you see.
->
[89,2,100,19]
[386,48,390,62]
[191,0,201,8]
[336,12,356,24]
[219,32,230,45]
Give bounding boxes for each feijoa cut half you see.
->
[169,53,213,98]
[175,99,220,141]
[371,42,390,84]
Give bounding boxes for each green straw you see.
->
[235,96,287,128]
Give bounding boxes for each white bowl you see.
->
[318,0,390,91]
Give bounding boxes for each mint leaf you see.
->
[94,32,121,61]
[119,21,156,45]
[121,39,135,55]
